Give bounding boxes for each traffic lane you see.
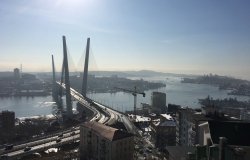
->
[6,134,80,158]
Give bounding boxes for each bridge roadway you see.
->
[0,128,79,159]
[0,83,137,159]
[60,82,113,124]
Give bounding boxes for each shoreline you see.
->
[17,114,56,121]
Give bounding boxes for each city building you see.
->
[166,137,250,160]
[80,121,134,160]
[208,120,250,146]
[197,121,211,146]
[139,103,152,115]
[127,114,151,132]
[176,108,210,146]
[0,110,15,130]
[13,68,20,80]
[151,114,176,149]
[167,104,181,116]
[176,108,194,146]
[170,119,250,159]
[151,91,166,114]
[165,146,196,160]
[201,100,250,121]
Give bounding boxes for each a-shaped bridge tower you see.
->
[52,36,90,119]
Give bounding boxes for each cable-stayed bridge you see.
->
[0,36,138,160]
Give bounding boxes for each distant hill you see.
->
[18,70,198,79]
[0,72,13,78]
[123,70,167,77]
[123,70,185,77]
[182,74,250,96]
[89,71,133,77]
[89,70,196,78]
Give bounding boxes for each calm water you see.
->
[88,76,249,112]
[0,76,249,117]
[0,96,56,118]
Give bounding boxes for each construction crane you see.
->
[114,86,145,118]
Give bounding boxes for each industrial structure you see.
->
[115,86,145,118]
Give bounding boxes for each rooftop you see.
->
[209,120,250,146]
[128,114,151,122]
[152,118,176,127]
[82,121,133,141]
[160,114,173,121]
[166,146,196,160]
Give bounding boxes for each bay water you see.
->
[0,76,249,117]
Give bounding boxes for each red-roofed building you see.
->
[80,121,134,160]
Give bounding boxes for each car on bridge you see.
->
[0,155,9,159]
[56,138,62,143]
[24,146,32,152]
[4,144,13,150]
[58,133,63,138]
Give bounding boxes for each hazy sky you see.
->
[1,0,250,79]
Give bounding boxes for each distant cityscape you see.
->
[1,0,250,159]
[1,66,250,159]
[182,74,250,96]
[0,68,50,97]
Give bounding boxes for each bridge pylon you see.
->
[81,38,90,97]
[51,54,57,100]
[62,35,73,118]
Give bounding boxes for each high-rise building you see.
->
[176,108,209,146]
[151,92,166,114]
[13,68,20,80]
[176,108,194,146]
[0,110,15,130]
[80,121,134,160]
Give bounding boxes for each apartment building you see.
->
[80,121,134,160]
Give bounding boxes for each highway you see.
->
[63,83,139,134]
[0,128,79,159]
[93,101,139,135]
[0,83,138,159]
[59,82,101,122]
[92,102,119,125]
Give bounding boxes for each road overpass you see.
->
[0,83,138,159]
[0,36,139,159]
